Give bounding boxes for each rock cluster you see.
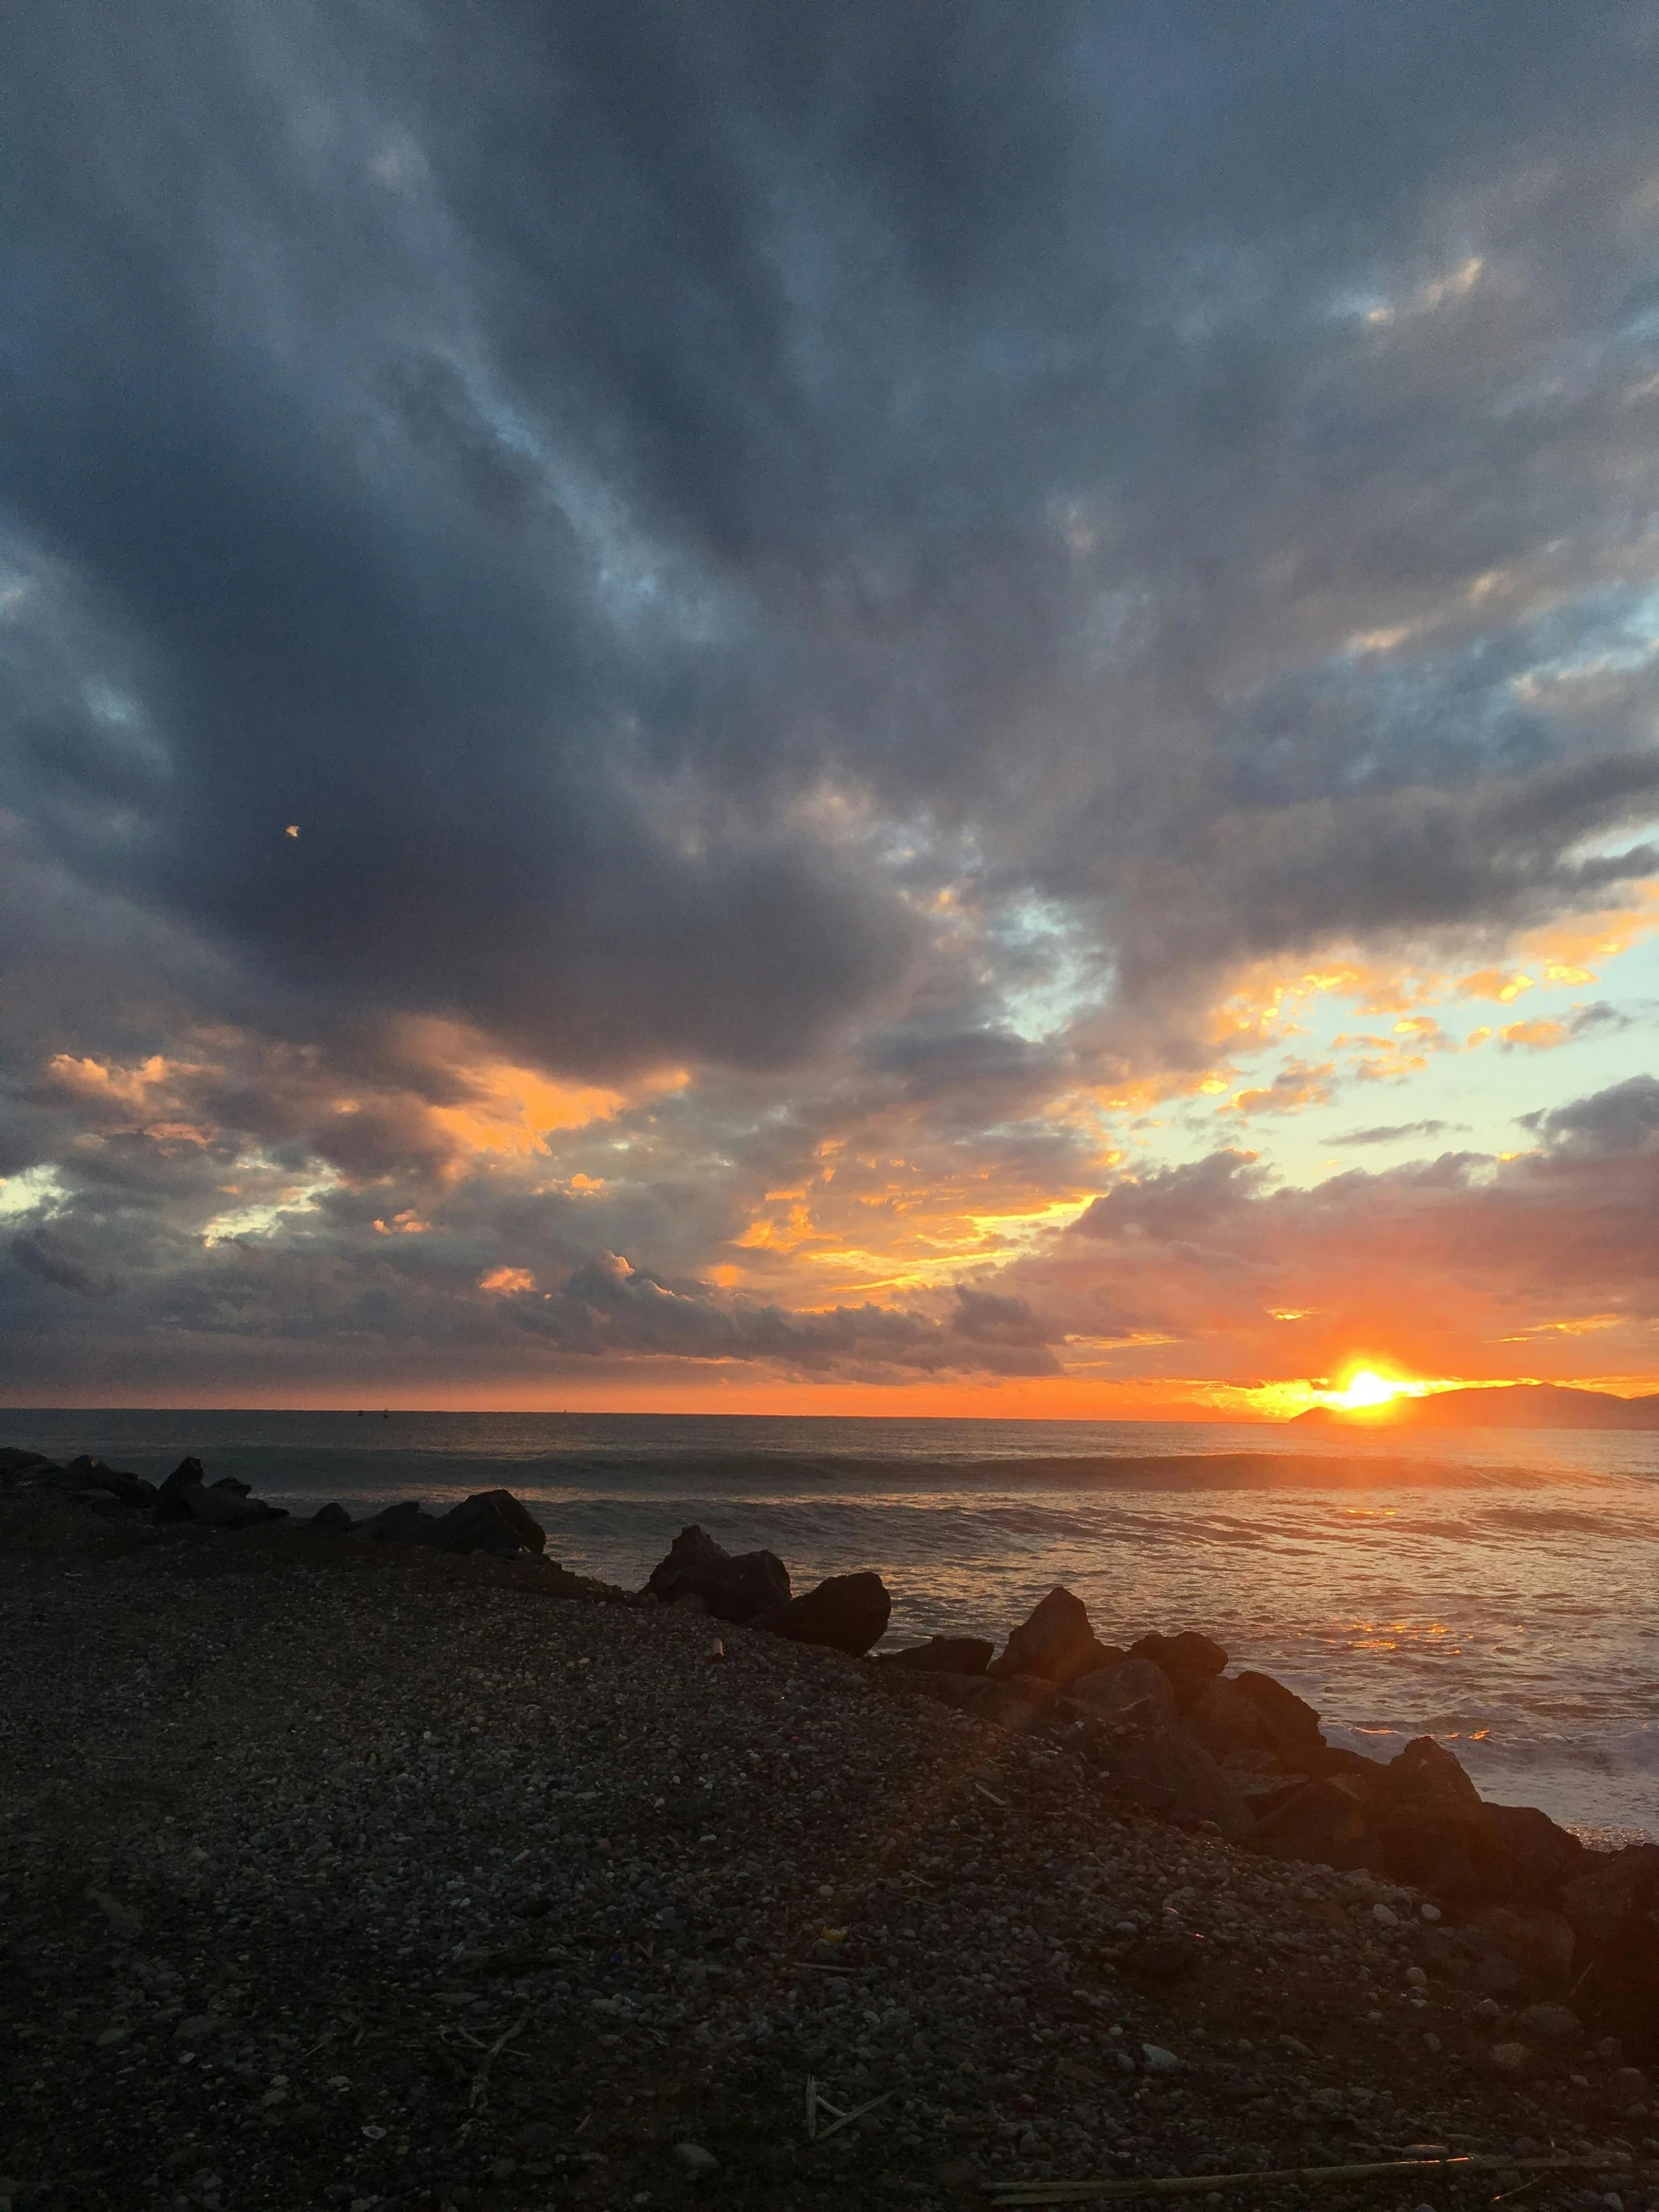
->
[873,1579,1658,2059]
[1,1449,552,1562]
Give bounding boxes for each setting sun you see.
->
[1336,1367,1403,1410]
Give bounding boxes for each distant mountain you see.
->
[1295,1382,1659,1430]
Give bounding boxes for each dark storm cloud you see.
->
[1519,1073,1659,1156]
[4,0,1659,1385]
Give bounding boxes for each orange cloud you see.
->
[478,1265,536,1295]
[1499,1017,1570,1050]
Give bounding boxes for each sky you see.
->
[4,0,1659,1415]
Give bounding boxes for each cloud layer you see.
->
[3,1,1658,1401]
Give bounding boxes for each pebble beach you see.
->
[4,1486,1658,2212]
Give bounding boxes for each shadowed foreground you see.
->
[1,1499,1654,2212]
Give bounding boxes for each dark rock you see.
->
[1067,1656,1179,1732]
[1475,1905,1575,1993]
[360,1499,439,1543]
[1188,1670,1327,1772]
[1111,1726,1251,1839]
[427,1489,546,1557]
[308,1502,354,1533]
[1559,1843,1659,1947]
[1247,1772,1382,1872]
[209,1474,252,1496]
[988,1586,1099,1684]
[1130,1630,1227,1708]
[154,1456,210,1517]
[0,1446,57,1482]
[643,1525,791,1624]
[1515,2000,1583,2045]
[61,1456,158,1507]
[176,1481,286,1531]
[881,1635,994,1676]
[754,1570,890,1655]
[970,1674,1058,1730]
[1485,1803,1589,1904]
[1370,1737,1493,1900]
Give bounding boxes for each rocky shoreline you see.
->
[3,1449,1658,2212]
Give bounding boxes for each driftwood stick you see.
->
[987,2153,1635,2206]
[468,2007,532,2109]
[814,2089,893,2143]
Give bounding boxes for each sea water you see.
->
[8,1408,1657,1842]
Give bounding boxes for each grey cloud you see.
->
[13,1231,118,1300]
[1334,1118,1465,1146]
[1519,1073,1659,1156]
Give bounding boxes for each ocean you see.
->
[8,1408,1657,1845]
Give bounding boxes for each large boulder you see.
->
[1370,1737,1494,1900]
[1109,1726,1251,1840]
[428,1489,546,1557]
[61,1456,158,1508]
[0,1447,58,1483]
[1485,1803,1589,1904]
[1558,1843,1659,1947]
[971,1674,1059,1731]
[1557,1846,1659,2054]
[988,1587,1101,1684]
[644,1526,791,1623]
[1129,1631,1227,1710]
[1188,1670,1327,1772]
[156,1472,287,1532]
[1068,1656,1179,1732]
[153,1456,211,1519]
[1247,1772,1382,1872]
[308,1502,354,1533]
[755,1571,890,1656]
[357,1498,440,1542]
[882,1635,995,1676]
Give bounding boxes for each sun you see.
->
[1334,1368,1404,1410]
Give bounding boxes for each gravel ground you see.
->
[2,1496,1655,2212]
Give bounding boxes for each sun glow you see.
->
[1334,1367,1403,1410]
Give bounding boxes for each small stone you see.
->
[1422,2033,1441,2052]
[675,2143,719,2179]
[1517,2002,1582,2046]
[1490,2041,1531,2075]
[1420,1902,1442,1922]
[1373,1902,1399,1928]
[1405,1965,1427,1988]
[709,1639,726,1661]
[1141,2044,1180,2073]
[1471,1998,1504,2026]
[489,2159,518,2182]
[86,1889,143,1941]
[95,2025,129,2047]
